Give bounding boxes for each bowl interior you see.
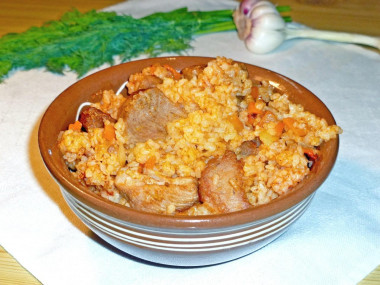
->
[38,56,339,229]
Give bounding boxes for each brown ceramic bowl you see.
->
[38,56,339,266]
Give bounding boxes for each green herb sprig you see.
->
[0,8,236,81]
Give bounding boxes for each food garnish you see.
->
[0,8,235,81]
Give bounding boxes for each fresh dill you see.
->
[0,8,236,81]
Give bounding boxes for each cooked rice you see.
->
[58,57,342,213]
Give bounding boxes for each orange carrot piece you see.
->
[164,64,182,80]
[283,117,295,129]
[251,86,259,99]
[247,113,256,125]
[229,114,244,132]
[68,120,82,131]
[137,163,144,174]
[283,117,307,136]
[144,156,156,170]
[103,124,116,141]
[274,121,285,137]
[247,101,263,115]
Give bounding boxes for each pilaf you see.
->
[58,57,342,215]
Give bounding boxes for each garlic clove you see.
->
[248,1,279,19]
[245,28,285,54]
[253,13,286,30]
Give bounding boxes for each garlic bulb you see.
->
[234,0,380,54]
[233,0,286,53]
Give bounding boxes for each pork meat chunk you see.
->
[115,173,198,214]
[78,106,116,131]
[127,74,163,95]
[121,88,187,144]
[199,151,250,213]
[239,138,261,157]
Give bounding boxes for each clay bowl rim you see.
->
[38,56,339,230]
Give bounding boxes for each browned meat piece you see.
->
[239,138,261,157]
[78,106,116,131]
[199,151,250,214]
[121,88,187,144]
[127,74,163,94]
[115,174,198,214]
[181,64,206,80]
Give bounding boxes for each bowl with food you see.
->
[38,56,341,266]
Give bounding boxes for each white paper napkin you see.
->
[0,0,379,284]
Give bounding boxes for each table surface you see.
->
[0,0,379,284]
